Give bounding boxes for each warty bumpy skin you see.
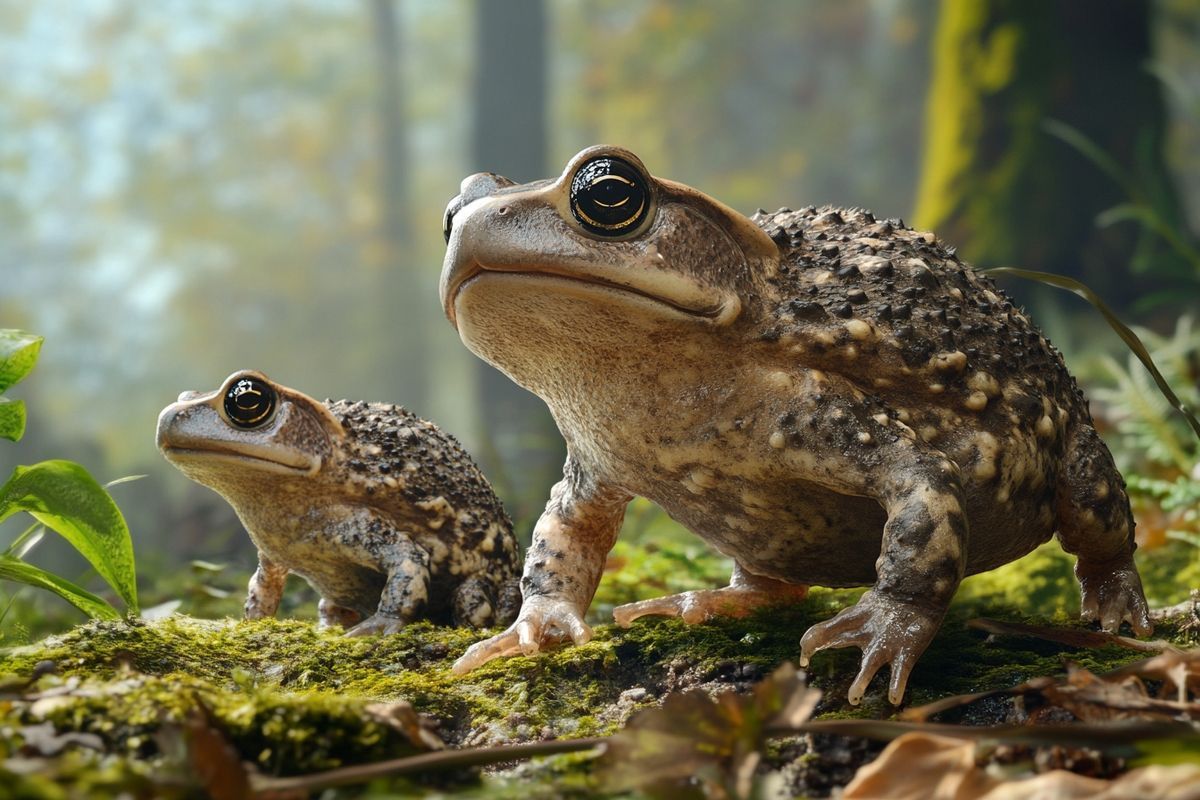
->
[157,371,521,636]
[438,145,1152,705]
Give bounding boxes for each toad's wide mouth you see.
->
[443,262,737,328]
[160,444,319,476]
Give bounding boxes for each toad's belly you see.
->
[290,560,385,616]
[636,474,1056,587]
[254,538,386,616]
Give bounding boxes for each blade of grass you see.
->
[0,553,120,620]
[984,267,1200,442]
[4,520,44,557]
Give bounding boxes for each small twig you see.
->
[250,737,606,796]
[1150,593,1200,623]
[967,617,1182,654]
[772,718,1198,751]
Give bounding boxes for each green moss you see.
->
[2,535,1194,796]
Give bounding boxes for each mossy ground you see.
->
[1,536,1196,798]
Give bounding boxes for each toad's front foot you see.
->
[613,581,809,627]
[451,595,591,675]
[799,590,943,706]
[1077,555,1152,637]
[344,612,406,637]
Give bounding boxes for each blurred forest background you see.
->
[2,0,1199,636]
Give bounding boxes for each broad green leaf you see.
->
[0,460,138,612]
[0,553,120,620]
[0,397,25,442]
[0,330,43,393]
[984,267,1200,443]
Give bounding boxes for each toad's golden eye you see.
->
[223,377,277,429]
[569,157,649,236]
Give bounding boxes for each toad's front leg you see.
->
[244,553,288,620]
[800,451,967,705]
[452,459,630,674]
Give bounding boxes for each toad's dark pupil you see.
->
[224,378,276,429]
[570,157,649,236]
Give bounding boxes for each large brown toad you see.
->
[439,146,1151,704]
[157,371,520,634]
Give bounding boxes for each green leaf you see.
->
[0,553,120,620]
[0,460,138,612]
[0,397,26,442]
[0,330,43,393]
[983,267,1200,444]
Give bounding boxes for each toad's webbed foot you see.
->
[799,590,943,706]
[344,612,406,637]
[451,595,589,674]
[613,570,808,627]
[1077,555,1152,637]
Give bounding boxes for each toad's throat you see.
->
[448,263,733,326]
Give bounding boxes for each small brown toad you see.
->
[439,145,1151,704]
[157,371,520,634]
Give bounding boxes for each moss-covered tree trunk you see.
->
[913,0,1186,302]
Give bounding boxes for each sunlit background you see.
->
[2,0,1198,634]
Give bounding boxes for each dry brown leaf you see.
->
[842,733,999,800]
[1034,664,1196,723]
[903,648,1200,723]
[1105,649,1200,700]
[844,733,1200,800]
[182,703,253,800]
[364,700,444,751]
[983,765,1200,800]
[597,662,819,799]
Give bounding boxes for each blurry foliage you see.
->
[1089,316,1200,552]
[1045,119,1200,308]
[913,0,1187,304]
[555,0,930,215]
[1093,316,1200,476]
[0,330,137,632]
[596,663,818,799]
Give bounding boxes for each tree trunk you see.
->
[368,0,425,406]
[469,0,565,533]
[913,0,1187,305]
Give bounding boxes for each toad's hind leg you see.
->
[1056,423,1151,636]
[318,598,362,629]
[613,562,808,626]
